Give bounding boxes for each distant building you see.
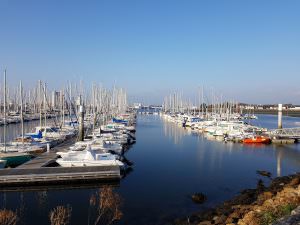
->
[52,91,61,109]
[76,96,82,106]
[133,103,142,109]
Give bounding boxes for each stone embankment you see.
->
[175,174,300,225]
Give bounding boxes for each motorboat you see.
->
[56,146,124,168]
[243,136,271,144]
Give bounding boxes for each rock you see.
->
[288,177,300,187]
[213,215,227,224]
[238,211,260,225]
[273,206,300,225]
[257,191,273,204]
[225,217,234,224]
[256,179,265,193]
[176,174,300,225]
[256,170,272,178]
[291,206,300,216]
[192,193,207,204]
[225,211,241,224]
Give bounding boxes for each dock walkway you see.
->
[0,137,121,188]
[269,127,300,139]
[18,137,76,169]
[0,166,121,188]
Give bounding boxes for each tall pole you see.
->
[3,70,7,153]
[43,82,47,127]
[92,83,96,131]
[20,80,24,146]
[78,105,84,141]
[60,89,65,126]
[278,103,283,129]
[39,80,42,128]
[69,82,72,119]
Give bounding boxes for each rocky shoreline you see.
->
[175,173,300,225]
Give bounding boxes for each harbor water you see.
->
[1,114,300,224]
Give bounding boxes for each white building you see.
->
[133,103,142,109]
[52,91,61,109]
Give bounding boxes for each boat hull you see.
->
[243,137,271,144]
[0,154,33,167]
[56,159,124,168]
[0,160,6,168]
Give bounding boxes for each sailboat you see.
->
[0,75,33,167]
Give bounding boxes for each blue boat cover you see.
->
[113,118,128,125]
[27,130,43,139]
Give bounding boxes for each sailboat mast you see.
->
[39,80,42,128]
[20,80,24,145]
[3,70,7,153]
[69,82,72,118]
[43,82,47,127]
[60,88,65,127]
[92,83,95,131]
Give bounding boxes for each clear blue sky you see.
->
[1,0,300,104]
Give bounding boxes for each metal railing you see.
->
[269,127,300,138]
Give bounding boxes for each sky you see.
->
[0,0,300,104]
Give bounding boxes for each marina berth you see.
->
[162,112,269,144]
[56,145,125,168]
[184,116,202,127]
[27,126,67,140]
[243,135,271,144]
[56,117,137,166]
[0,152,33,168]
[0,72,138,214]
[2,2,300,223]
[0,73,135,176]
[161,91,289,145]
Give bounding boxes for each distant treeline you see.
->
[254,109,300,117]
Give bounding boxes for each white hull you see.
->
[0,160,6,168]
[56,159,124,168]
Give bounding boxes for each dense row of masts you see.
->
[162,87,240,119]
[0,70,128,128]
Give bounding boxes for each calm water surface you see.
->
[1,114,300,225]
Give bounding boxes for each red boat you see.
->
[243,136,271,144]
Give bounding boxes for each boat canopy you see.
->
[26,130,43,139]
[190,118,201,122]
[112,118,128,125]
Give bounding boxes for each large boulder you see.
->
[192,193,207,204]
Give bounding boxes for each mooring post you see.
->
[278,104,283,129]
[79,105,85,141]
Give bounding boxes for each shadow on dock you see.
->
[0,180,120,192]
[0,165,121,190]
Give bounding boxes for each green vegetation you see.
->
[260,204,297,225]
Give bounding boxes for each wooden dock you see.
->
[0,165,121,188]
[272,139,296,144]
[0,137,122,189]
[17,137,76,169]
